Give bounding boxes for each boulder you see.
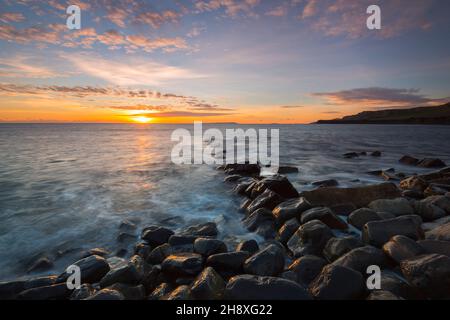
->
[362,216,424,247]
[0,275,58,300]
[70,284,96,300]
[85,289,125,300]
[147,243,172,264]
[133,243,152,260]
[367,290,404,300]
[348,208,382,230]
[190,267,225,300]
[332,246,388,274]
[379,271,423,300]
[236,240,259,255]
[206,252,249,274]
[99,257,145,288]
[234,180,256,196]
[250,175,299,199]
[417,158,446,168]
[399,155,419,166]
[222,163,260,176]
[242,208,274,232]
[323,236,363,262]
[148,283,172,300]
[309,265,365,300]
[161,253,204,278]
[426,222,450,241]
[163,285,192,300]
[421,216,450,232]
[17,283,71,300]
[424,184,450,197]
[368,198,414,216]
[277,166,299,174]
[287,220,333,257]
[422,195,450,213]
[247,189,284,214]
[287,255,326,286]
[417,240,450,257]
[330,203,357,216]
[414,198,446,221]
[300,207,347,230]
[181,222,218,237]
[400,254,450,299]
[225,275,312,300]
[402,189,425,200]
[277,218,300,245]
[141,226,174,246]
[57,255,110,284]
[255,221,276,239]
[194,238,227,256]
[312,179,339,188]
[243,244,285,276]
[400,176,428,192]
[382,235,424,264]
[371,151,382,157]
[108,283,146,300]
[272,197,311,225]
[224,174,242,183]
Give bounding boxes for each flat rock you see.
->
[194,238,227,256]
[243,244,285,276]
[300,207,347,230]
[206,252,249,274]
[382,235,424,264]
[141,226,174,246]
[272,197,311,226]
[399,155,419,166]
[348,208,382,230]
[417,158,446,168]
[332,246,388,274]
[287,220,333,258]
[287,255,326,287]
[161,253,204,278]
[323,236,363,262]
[190,267,225,300]
[400,176,428,192]
[57,255,110,284]
[368,198,414,216]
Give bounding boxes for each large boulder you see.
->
[99,257,145,288]
[323,236,363,262]
[368,198,414,217]
[417,158,446,168]
[141,226,174,246]
[272,197,311,225]
[426,222,450,241]
[147,243,172,264]
[362,216,424,247]
[236,240,259,255]
[348,208,382,230]
[299,183,401,208]
[417,240,450,257]
[225,275,312,300]
[250,175,299,199]
[242,208,274,232]
[332,246,388,274]
[287,255,326,287]
[206,252,250,275]
[309,265,365,300]
[57,255,110,284]
[382,235,424,264]
[243,244,285,276]
[161,253,204,278]
[379,271,423,300]
[399,155,419,166]
[414,197,447,221]
[163,285,192,300]
[247,189,284,214]
[277,218,300,245]
[287,220,333,257]
[300,207,347,230]
[190,267,225,300]
[194,238,227,256]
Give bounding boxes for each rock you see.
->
[287,255,326,286]
[300,207,347,230]
[206,252,249,275]
[99,258,144,288]
[243,244,285,276]
[417,240,450,257]
[414,198,447,221]
[422,195,450,213]
[348,208,382,230]
[402,189,425,200]
[250,175,299,199]
[168,235,197,247]
[119,219,137,233]
[190,267,225,300]
[417,158,446,168]
[57,255,110,284]
[239,199,252,212]
[371,151,382,157]
[181,222,218,237]
[17,283,71,300]
[236,240,259,255]
[70,284,96,300]
[343,152,359,159]
[400,254,450,299]
[242,208,273,231]
[363,216,424,247]
[367,290,403,300]
[368,198,414,216]
[399,155,419,166]
[382,235,424,264]
[148,283,173,300]
[379,271,423,300]
[277,166,299,174]
[27,257,53,273]
[108,283,146,300]
[247,189,284,214]
[332,246,387,274]
[194,238,227,256]
[147,243,172,264]
[426,222,450,241]
[224,174,242,182]
[272,197,311,225]
[287,220,333,257]
[134,243,151,260]
[299,183,401,208]
[225,275,312,300]
[163,285,192,300]
[223,163,260,176]
[376,211,396,220]
[277,218,300,244]
[141,226,174,246]
[255,221,276,239]
[312,179,339,188]
[85,289,125,300]
[234,180,256,196]
[330,203,357,216]
[400,176,428,192]
[424,184,450,197]
[0,275,57,299]
[161,253,204,278]
[421,216,450,232]
[309,265,365,300]
[323,236,363,262]
[382,171,400,181]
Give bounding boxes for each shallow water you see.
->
[0,123,449,281]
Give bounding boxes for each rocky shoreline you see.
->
[1,154,450,300]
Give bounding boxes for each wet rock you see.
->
[148,283,172,300]
[299,183,401,208]
[402,189,425,200]
[206,252,249,275]
[17,283,71,300]
[251,175,299,199]
[277,166,299,174]
[382,235,424,264]
[243,244,285,276]
[181,222,218,237]
[70,284,96,300]
[236,240,259,255]
[161,253,204,278]
[99,257,144,288]
[421,216,450,232]
[85,288,125,300]
[417,158,446,168]
[234,181,255,196]
[224,174,242,183]
[400,254,450,299]
[146,243,172,265]
[134,242,152,261]
[382,171,400,181]
[82,247,110,259]
[194,238,227,256]
[330,203,357,216]
[272,197,311,226]
[424,184,450,197]
[414,198,447,221]
[168,235,197,247]
[399,155,419,166]
[417,240,450,257]
[239,198,252,212]
[223,163,260,176]
[225,275,312,300]
[27,257,53,273]
[300,207,347,230]
[255,221,276,239]
[363,216,424,247]
[287,255,326,286]
[309,265,365,300]
[426,222,450,241]
[371,151,382,157]
[287,220,333,257]
[367,290,403,300]
[190,267,225,300]
[400,176,428,192]
[57,255,110,284]
[422,195,450,213]
[247,189,284,214]
[141,226,174,246]
[312,179,339,188]
[332,246,387,274]
[368,198,414,216]
[277,218,300,245]
[343,152,359,159]
[108,283,146,300]
[323,236,363,262]
[163,285,192,300]
[348,208,382,230]
[242,208,274,232]
[379,271,423,300]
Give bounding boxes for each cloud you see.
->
[301,0,318,19]
[0,12,25,23]
[134,111,233,118]
[279,105,305,109]
[195,0,260,18]
[0,24,60,44]
[0,56,61,78]
[265,5,288,17]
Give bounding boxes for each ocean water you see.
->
[0,123,449,281]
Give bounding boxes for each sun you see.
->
[132,116,152,123]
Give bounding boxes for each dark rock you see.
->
[108,283,146,300]
[382,235,424,264]
[70,284,96,300]
[27,257,53,273]
[161,253,203,278]
[332,246,388,274]
[414,197,447,221]
[287,220,333,257]
[379,271,423,300]
[382,171,400,181]
[17,283,71,300]
[223,163,260,176]
[141,226,174,246]
[255,221,276,239]
[368,198,414,216]
[348,208,382,230]
[424,184,450,197]
[163,285,192,300]
[272,197,311,225]
[343,152,359,159]
[146,243,172,265]
[277,166,299,174]
[417,158,446,168]
[191,267,225,300]
[312,179,339,188]
[85,289,125,300]
[194,238,227,256]
[402,189,425,200]
[134,243,152,260]
[206,252,250,274]
[168,235,197,247]
[181,222,218,237]
[148,283,173,300]
[323,236,363,262]
[239,198,252,212]
[330,203,357,216]
[99,257,144,288]
[225,275,312,300]
[0,275,58,299]
[399,155,419,166]
[242,208,274,232]
[224,174,242,183]
[426,222,450,241]
[236,240,259,255]
[243,244,285,276]
[251,175,299,199]
[309,265,365,300]
[363,216,424,247]
[277,218,300,245]
[418,240,450,257]
[367,290,403,300]
[400,176,428,192]
[371,151,382,157]
[57,255,110,284]
[287,255,326,286]
[247,189,284,214]
[300,207,347,230]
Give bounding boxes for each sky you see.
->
[0,0,449,124]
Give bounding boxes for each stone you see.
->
[417,158,446,168]
[277,218,300,245]
[402,189,425,200]
[194,238,227,256]
[57,255,110,284]
[224,174,242,183]
[242,208,274,232]
[234,180,256,196]
[223,163,260,176]
[323,236,363,262]
[190,267,225,300]
[287,220,333,257]
[332,246,387,274]
[343,152,359,159]
[163,285,192,300]
[421,216,450,232]
[250,175,299,199]
[299,183,401,208]
[368,198,414,216]
[161,253,204,278]
[277,166,299,174]
[417,240,450,257]
[236,240,259,255]
[106,283,145,300]
[272,197,311,225]
[255,221,276,239]
[382,171,400,181]
[133,243,152,260]
[247,189,284,214]
[400,176,428,192]
[400,254,450,299]
[424,184,450,197]
[422,195,450,213]
[287,255,326,286]
[141,226,174,246]
[426,222,450,241]
[300,207,347,230]
[309,265,365,300]
[362,216,424,247]
[0,275,58,299]
[99,258,144,288]
[182,222,218,237]
[312,179,339,188]
[348,208,382,230]
[148,283,172,300]
[367,290,404,300]
[399,155,419,166]
[168,235,197,247]
[147,243,172,264]
[27,257,53,273]
[70,284,96,300]
[382,235,424,264]
[330,203,357,216]
[414,198,447,221]
[206,252,249,275]
[17,283,72,300]
[85,289,125,300]
[225,275,312,300]
[371,151,382,157]
[243,244,285,276]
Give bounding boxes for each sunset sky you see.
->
[0,0,449,123]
